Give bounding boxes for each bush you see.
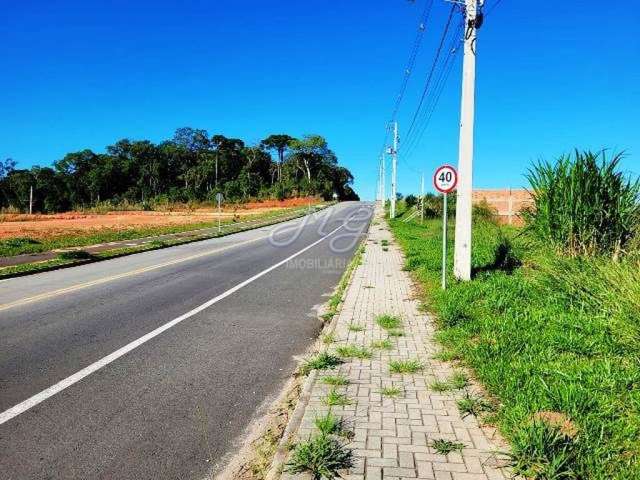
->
[524,150,640,258]
[405,194,418,208]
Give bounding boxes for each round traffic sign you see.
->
[433,165,458,194]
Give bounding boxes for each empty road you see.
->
[0,201,372,480]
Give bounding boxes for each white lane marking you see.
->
[0,223,345,426]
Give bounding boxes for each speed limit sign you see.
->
[433,165,458,193]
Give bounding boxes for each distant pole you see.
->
[390,122,398,219]
[381,153,386,207]
[420,173,425,223]
[29,186,33,215]
[453,0,481,281]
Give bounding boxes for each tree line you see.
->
[0,128,359,213]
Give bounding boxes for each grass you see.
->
[380,386,402,398]
[0,205,328,279]
[300,352,343,376]
[285,434,354,480]
[430,372,469,392]
[371,339,393,350]
[322,333,336,345]
[381,239,389,247]
[314,411,353,439]
[389,202,640,479]
[431,439,465,455]
[324,389,351,406]
[387,329,405,337]
[335,345,372,360]
[347,323,365,332]
[456,392,493,418]
[375,314,402,330]
[320,244,365,322]
[321,375,350,386]
[382,246,389,252]
[389,359,423,375]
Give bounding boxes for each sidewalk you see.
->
[281,207,510,480]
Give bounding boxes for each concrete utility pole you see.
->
[381,153,386,206]
[453,0,481,281]
[390,122,398,219]
[29,186,33,215]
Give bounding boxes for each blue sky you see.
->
[1,1,638,200]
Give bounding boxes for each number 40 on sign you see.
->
[433,165,458,290]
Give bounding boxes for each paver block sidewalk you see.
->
[281,207,510,480]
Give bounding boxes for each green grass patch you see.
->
[322,333,336,345]
[456,392,494,418]
[321,375,350,386]
[431,439,465,455]
[386,329,405,337]
[389,359,423,374]
[335,345,372,360]
[324,389,351,406]
[389,206,640,478]
[347,323,365,332]
[375,314,402,330]
[380,386,402,398]
[371,339,394,350]
[300,352,342,376]
[314,411,353,439]
[285,434,354,479]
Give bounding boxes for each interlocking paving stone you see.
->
[281,206,510,479]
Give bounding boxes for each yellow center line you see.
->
[0,232,276,313]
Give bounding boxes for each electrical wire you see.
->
[402,3,457,146]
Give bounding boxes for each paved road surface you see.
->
[0,201,372,480]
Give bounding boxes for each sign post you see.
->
[433,165,458,290]
[215,192,224,233]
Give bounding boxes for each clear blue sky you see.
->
[1,1,638,200]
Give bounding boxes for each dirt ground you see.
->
[0,197,321,240]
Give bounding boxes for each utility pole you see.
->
[390,122,398,219]
[29,186,33,215]
[453,0,481,281]
[381,153,386,207]
[420,173,425,223]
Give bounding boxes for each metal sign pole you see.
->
[442,193,448,290]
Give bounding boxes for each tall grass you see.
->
[524,150,640,258]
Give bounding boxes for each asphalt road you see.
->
[0,201,373,480]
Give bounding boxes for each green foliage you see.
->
[324,389,351,406]
[380,386,402,398]
[285,434,354,480]
[524,150,640,258]
[375,314,402,330]
[371,339,393,350]
[389,359,423,374]
[335,345,372,359]
[314,411,353,439]
[0,129,358,213]
[507,421,578,480]
[321,375,350,386]
[456,392,494,418]
[300,352,343,375]
[347,324,365,332]
[389,213,640,478]
[431,439,465,455]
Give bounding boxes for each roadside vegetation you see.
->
[389,150,640,479]
[0,129,358,215]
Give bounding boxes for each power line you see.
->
[402,3,457,146]
[389,0,435,123]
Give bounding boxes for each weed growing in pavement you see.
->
[321,375,350,386]
[335,345,372,360]
[456,392,494,418]
[381,239,389,247]
[382,247,389,252]
[371,339,393,350]
[324,389,352,406]
[347,323,365,332]
[429,380,452,393]
[389,359,423,374]
[380,386,402,398]
[430,372,469,392]
[375,314,402,330]
[322,333,336,345]
[285,434,354,479]
[386,329,405,337]
[314,411,353,439]
[431,439,465,455]
[300,352,342,375]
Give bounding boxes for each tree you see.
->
[260,134,294,183]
